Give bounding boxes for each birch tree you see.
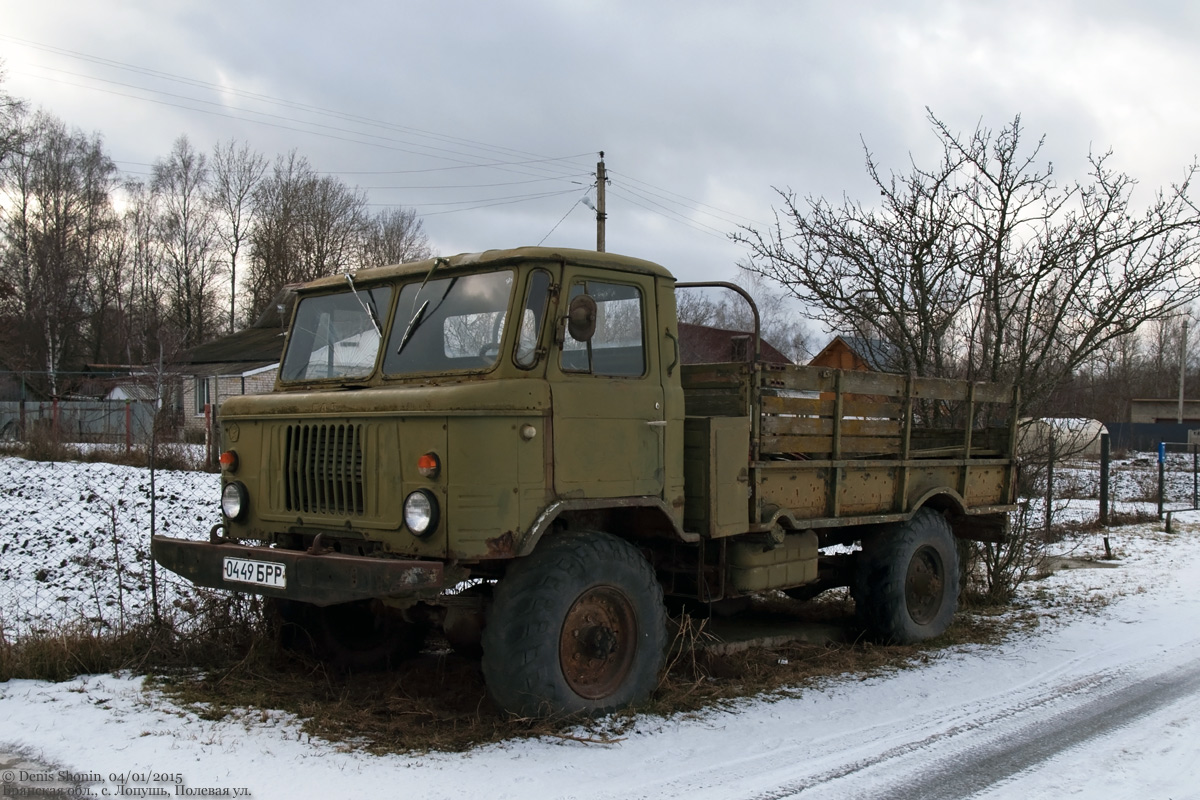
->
[152,135,221,347]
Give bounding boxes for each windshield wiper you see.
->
[345,272,381,336]
[395,299,429,355]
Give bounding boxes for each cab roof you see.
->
[298,246,677,294]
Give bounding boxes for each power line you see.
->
[610,168,768,229]
[538,190,592,245]
[353,175,592,190]
[4,35,765,246]
[2,34,591,182]
[412,189,582,216]
[607,186,731,240]
[24,64,593,183]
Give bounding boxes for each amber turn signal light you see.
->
[417,452,440,479]
[219,450,238,472]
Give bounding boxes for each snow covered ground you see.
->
[0,455,217,635]
[1,451,1198,798]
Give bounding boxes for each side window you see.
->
[194,377,210,415]
[561,280,645,377]
[515,269,552,368]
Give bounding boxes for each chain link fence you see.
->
[0,444,224,641]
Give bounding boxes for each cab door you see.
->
[549,270,665,498]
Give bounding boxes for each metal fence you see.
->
[0,400,159,447]
[1032,435,1200,530]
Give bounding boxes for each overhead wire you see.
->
[538,190,593,245]
[4,34,763,245]
[609,168,768,229]
[24,65,593,183]
[411,189,583,216]
[0,34,589,180]
[607,186,731,240]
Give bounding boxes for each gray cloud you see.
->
[3,0,1198,283]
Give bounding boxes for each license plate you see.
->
[222,557,287,589]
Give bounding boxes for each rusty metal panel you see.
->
[151,535,445,606]
[682,416,751,537]
[963,463,1010,505]
[756,464,832,519]
[838,465,902,515]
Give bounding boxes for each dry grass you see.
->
[144,591,1015,755]
[0,592,268,683]
[12,438,210,471]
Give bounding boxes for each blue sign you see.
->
[1159,442,1166,464]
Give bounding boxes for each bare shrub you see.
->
[965,503,1047,605]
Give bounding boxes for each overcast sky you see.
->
[2,0,1199,283]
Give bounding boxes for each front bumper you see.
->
[152,534,447,607]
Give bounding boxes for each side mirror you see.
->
[566,295,597,342]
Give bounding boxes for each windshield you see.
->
[281,286,393,382]
[383,270,515,376]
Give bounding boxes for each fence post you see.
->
[125,400,133,453]
[1045,433,1055,530]
[204,403,214,469]
[1193,445,1198,510]
[1099,433,1110,526]
[1158,442,1166,520]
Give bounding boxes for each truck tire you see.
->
[272,599,428,671]
[482,531,667,718]
[853,509,959,644]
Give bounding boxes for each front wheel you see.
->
[853,509,960,644]
[482,531,667,718]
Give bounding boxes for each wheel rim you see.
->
[905,545,945,626]
[559,586,638,700]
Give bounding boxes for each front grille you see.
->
[284,423,365,516]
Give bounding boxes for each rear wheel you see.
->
[482,531,667,718]
[854,509,959,643]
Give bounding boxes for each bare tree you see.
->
[152,136,221,347]
[211,138,266,333]
[246,151,369,321]
[736,110,1200,414]
[0,61,26,167]
[119,180,167,365]
[0,111,119,394]
[361,206,432,267]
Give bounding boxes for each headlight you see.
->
[221,482,248,521]
[404,490,439,536]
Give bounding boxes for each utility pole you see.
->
[595,152,607,252]
[1180,317,1189,423]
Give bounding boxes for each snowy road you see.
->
[2,519,1198,799]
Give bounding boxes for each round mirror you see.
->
[567,295,597,342]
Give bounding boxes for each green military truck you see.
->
[153,246,1018,717]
